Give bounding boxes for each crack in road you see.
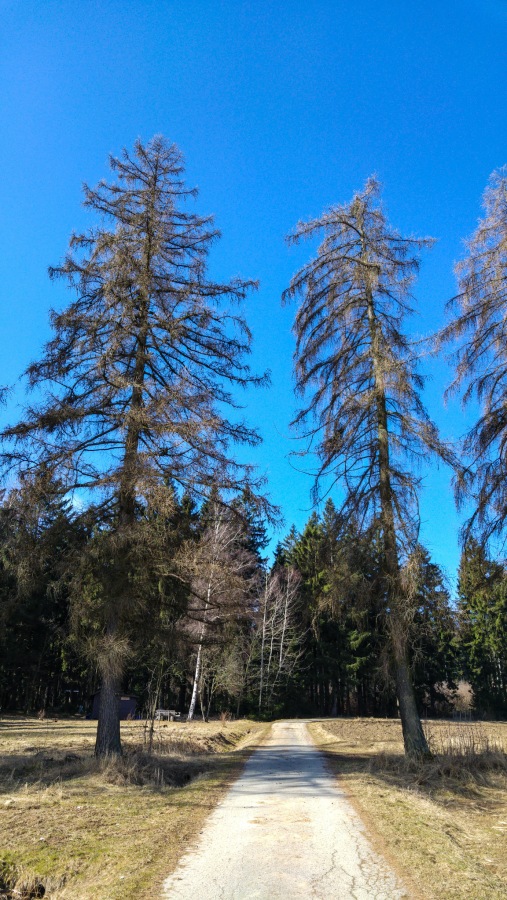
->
[162,720,409,899]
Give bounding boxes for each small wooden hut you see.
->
[90,691,138,720]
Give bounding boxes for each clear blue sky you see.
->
[1,0,506,587]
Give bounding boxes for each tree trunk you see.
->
[206,675,215,721]
[331,682,338,717]
[188,575,212,721]
[395,651,428,754]
[94,672,121,756]
[187,641,203,721]
[364,245,429,756]
[94,188,156,758]
[198,677,206,721]
[258,579,268,714]
[146,663,164,754]
[236,683,243,719]
[95,262,151,756]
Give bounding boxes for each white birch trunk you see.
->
[187,640,203,722]
[258,576,268,713]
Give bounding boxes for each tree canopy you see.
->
[0,140,506,759]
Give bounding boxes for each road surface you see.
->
[162,720,408,899]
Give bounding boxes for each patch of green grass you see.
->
[0,717,266,899]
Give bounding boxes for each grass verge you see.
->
[309,718,507,900]
[0,717,267,899]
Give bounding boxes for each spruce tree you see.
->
[0,477,84,713]
[405,545,458,715]
[1,137,270,754]
[283,178,453,754]
[457,539,507,715]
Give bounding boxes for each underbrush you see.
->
[0,860,61,900]
[0,750,211,791]
[97,748,211,787]
[311,718,507,899]
[0,722,246,792]
[370,721,507,789]
[0,718,262,899]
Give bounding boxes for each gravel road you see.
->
[162,720,408,899]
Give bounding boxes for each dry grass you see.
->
[0,716,266,899]
[309,717,507,900]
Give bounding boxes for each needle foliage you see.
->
[442,167,507,544]
[283,178,454,754]
[0,136,271,754]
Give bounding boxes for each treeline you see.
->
[0,483,300,721]
[1,136,507,755]
[1,487,506,720]
[279,507,507,719]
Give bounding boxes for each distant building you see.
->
[90,692,138,720]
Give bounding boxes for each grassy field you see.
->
[2,716,507,899]
[0,716,266,900]
[309,718,507,900]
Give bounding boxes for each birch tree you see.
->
[256,566,302,714]
[0,137,270,755]
[176,500,259,720]
[283,178,453,754]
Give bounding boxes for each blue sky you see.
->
[1,0,506,586]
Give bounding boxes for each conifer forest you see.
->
[1,136,507,759]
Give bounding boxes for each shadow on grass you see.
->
[0,733,266,800]
[0,729,269,899]
[319,738,507,809]
[4,729,506,801]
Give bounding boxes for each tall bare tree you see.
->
[1,136,270,755]
[176,498,258,721]
[441,167,507,544]
[283,178,453,754]
[256,566,302,714]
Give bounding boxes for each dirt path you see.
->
[162,720,408,899]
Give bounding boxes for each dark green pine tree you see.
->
[279,508,386,717]
[274,524,300,567]
[232,486,269,565]
[320,509,389,717]
[0,477,85,713]
[457,539,507,716]
[406,545,459,716]
[277,513,328,712]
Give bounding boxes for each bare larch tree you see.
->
[283,177,453,755]
[441,167,507,544]
[0,136,270,755]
